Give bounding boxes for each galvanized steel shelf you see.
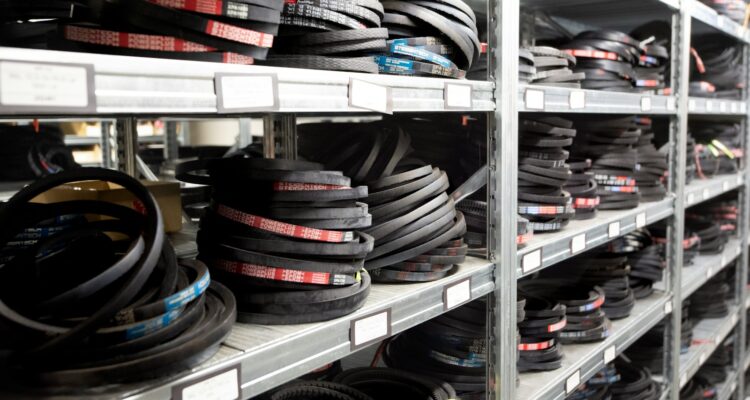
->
[517,198,674,278]
[677,306,740,388]
[685,173,746,207]
[717,370,740,400]
[516,292,671,400]
[518,84,677,114]
[688,0,750,43]
[688,97,749,116]
[679,238,742,300]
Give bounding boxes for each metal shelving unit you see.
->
[1,0,750,399]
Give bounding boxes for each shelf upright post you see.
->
[665,4,691,398]
[100,120,114,169]
[164,121,180,162]
[262,114,297,159]
[487,0,519,398]
[739,37,750,400]
[116,117,139,177]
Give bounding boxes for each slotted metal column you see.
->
[116,117,138,177]
[488,0,519,398]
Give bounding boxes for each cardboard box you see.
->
[32,180,182,233]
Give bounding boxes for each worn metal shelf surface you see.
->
[688,97,748,116]
[518,84,676,114]
[120,257,494,399]
[0,181,27,201]
[716,370,739,400]
[685,174,745,207]
[0,47,495,115]
[678,306,739,389]
[517,293,670,400]
[518,198,674,278]
[678,238,741,300]
[689,0,750,43]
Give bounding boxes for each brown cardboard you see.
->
[31,180,182,232]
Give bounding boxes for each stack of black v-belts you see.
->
[176,156,374,324]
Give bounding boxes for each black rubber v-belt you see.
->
[0,168,235,393]
[689,274,730,319]
[176,157,373,325]
[265,380,374,400]
[334,367,457,400]
[686,216,727,254]
[610,359,661,400]
[523,46,584,88]
[609,230,664,299]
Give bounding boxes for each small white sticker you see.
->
[702,188,710,200]
[731,381,737,393]
[707,266,714,278]
[689,99,697,112]
[665,301,673,314]
[723,181,730,191]
[737,175,743,185]
[522,250,542,274]
[444,279,471,310]
[720,101,727,113]
[349,79,391,114]
[721,255,726,266]
[717,16,725,28]
[736,246,741,257]
[350,310,391,350]
[640,97,652,112]
[687,193,695,205]
[525,89,545,110]
[636,213,647,229]
[569,91,585,109]
[732,313,738,325]
[680,372,687,387]
[179,368,240,400]
[745,296,750,308]
[0,61,91,110]
[604,346,616,363]
[666,97,676,111]
[444,83,473,109]
[699,352,707,365]
[571,233,586,254]
[216,74,277,112]
[608,222,620,238]
[706,100,714,112]
[742,103,747,113]
[731,102,738,113]
[565,370,581,393]
[715,335,721,345]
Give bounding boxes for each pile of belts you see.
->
[1,0,281,64]
[263,367,457,400]
[625,301,692,374]
[561,30,655,92]
[548,251,636,320]
[518,114,575,233]
[176,157,373,324]
[690,35,745,99]
[609,229,665,299]
[699,0,747,23]
[0,168,236,395]
[516,282,566,372]
[689,270,731,321]
[681,339,733,400]
[519,46,585,88]
[689,121,742,179]
[629,21,671,94]
[566,358,661,400]
[686,213,730,254]
[569,116,642,210]
[518,277,612,344]
[0,124,79,181]
[634,117,668,202]
[378,0,480,78]
[703,197,738,237]
[650,220,700,266]
[384,299,488,399]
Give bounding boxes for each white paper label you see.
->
[707,266,714,278]
[218,75,276,110]
[444,279,471,310]
[680,372,687,387]
[716,335,722,345]
[604,346,616,363]
[640,97,652,112]
[636,213,647,229]
[746,296,750,308]
[717,16,725,28]
[702,188,710,200]
[664,301,673,314]
[666,97,676,111]
[569,91,585,109]
[608,222,620,238]
[350,79,390,114]
[721,255,726,266]
[732,313,738,325]
[742,103,747,113]
[0,61,89,108]
[525,89,545,110]
[181,369,239,400]
[571,233,586,254]
[351,311,390,348]
[687,193,695,205]
[720,101,728,113]
[706,100,714,112]
[736,246,741,256]
[565,370,581,393]
[689,99,697,112]
[737,175,743,185]
[444,83,472,109]
[723,181,730,191]
[522,250,542,274]
[699,352,707,365]
[731,102,738,113]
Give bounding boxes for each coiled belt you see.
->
[522,46,584,88]
[334,367,458,400]
[609,230,665,299]
[0,168,235,394]
[177,157,373,324]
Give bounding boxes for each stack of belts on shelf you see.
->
[521,46,584,88]
[608,230,665,299]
